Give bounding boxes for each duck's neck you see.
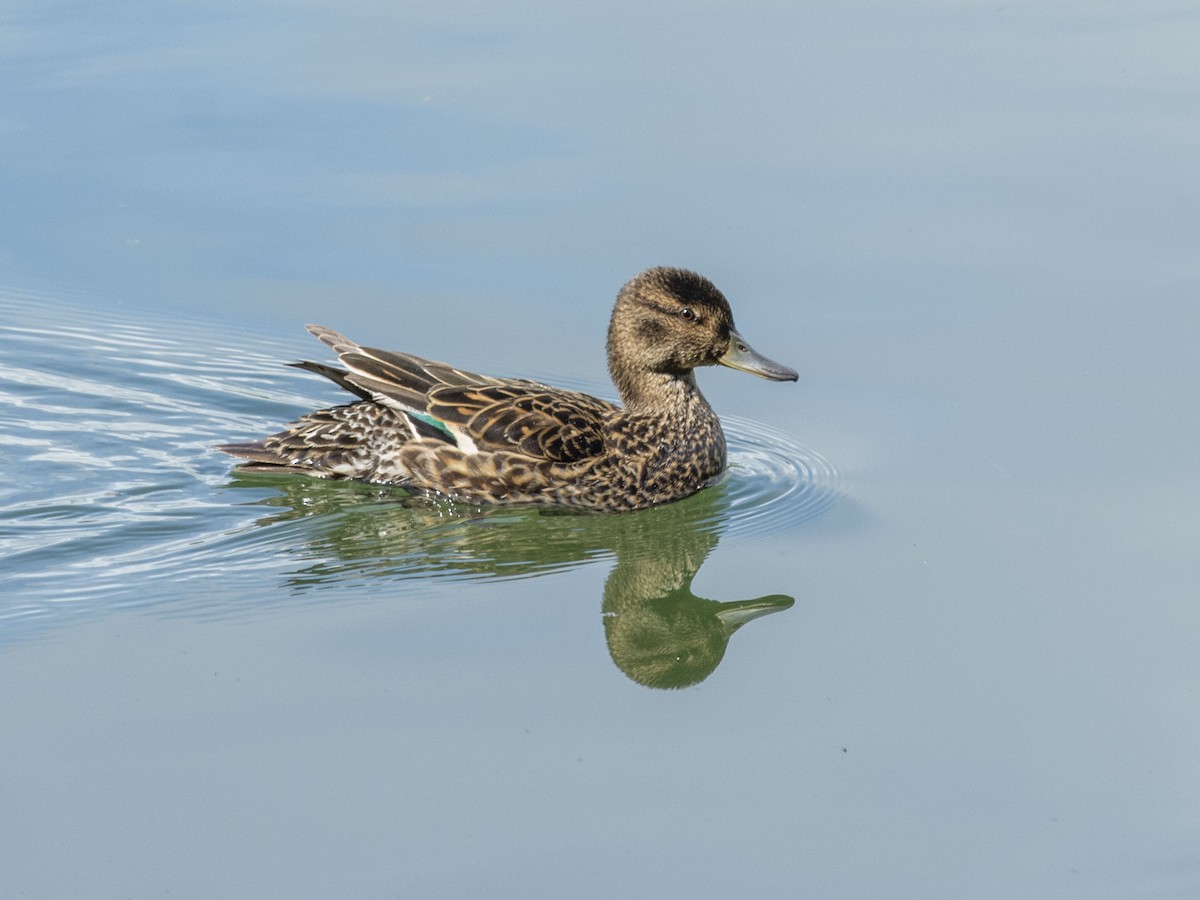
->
[612,366,706,417]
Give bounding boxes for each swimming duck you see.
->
[220,267,797,512]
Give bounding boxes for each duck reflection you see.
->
[228,476,793,689]
[600,521,792,689]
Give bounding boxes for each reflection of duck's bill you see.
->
[714,594,795,630]
[718,328,799,382]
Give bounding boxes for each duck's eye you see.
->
[679,307,697,322]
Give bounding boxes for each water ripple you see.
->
[0,287,837,635]
[722,415,840,539]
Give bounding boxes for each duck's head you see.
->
[606,267,797,406]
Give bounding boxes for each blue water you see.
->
[3,3,1200,898]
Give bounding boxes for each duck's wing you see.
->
[426,382,615,463]
[304,324,504,411]
[304,325,614,463]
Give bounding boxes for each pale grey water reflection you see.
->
[3,1,1200,898]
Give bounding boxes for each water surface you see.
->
[2,2,1199,898]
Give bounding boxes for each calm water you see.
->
[3,3,1199,898]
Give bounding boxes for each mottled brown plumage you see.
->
[219,267,797,511]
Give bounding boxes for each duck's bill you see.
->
[718,329,799,382]
[714,594,796,631]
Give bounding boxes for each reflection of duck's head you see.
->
[596,486,794,689]
[603,569,793,690]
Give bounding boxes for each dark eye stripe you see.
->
[640,298,699,321]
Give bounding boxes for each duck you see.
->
[219,267,797,512]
